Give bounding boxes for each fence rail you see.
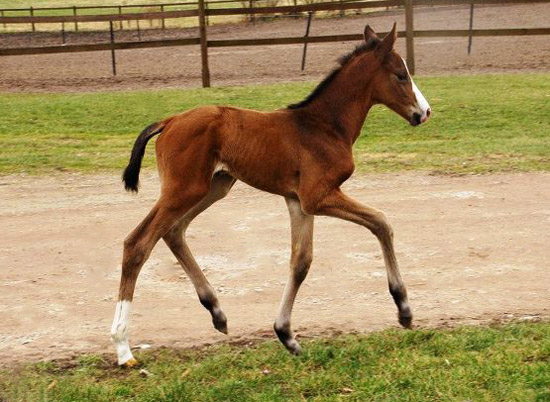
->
[1,0,549,87]
[0,0,270,14]
[0,0,392,24]
[2,28,548,57]
[0,0,254,12]
[0,0,545,17]
[0,9,199,23]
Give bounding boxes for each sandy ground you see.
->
[1,172,549,366]
[1,3,549,92]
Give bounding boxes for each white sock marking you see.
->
[111,300,135,365]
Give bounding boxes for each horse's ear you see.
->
[363,24,378,45]
[376,23,397,60]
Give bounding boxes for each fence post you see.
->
[249,0,255,25]
[292,0,298,18]
[118,5,123,30]
[1,11,6,29]
[30,6,35,32]
[404,0,415,75]
[198,0,211,87]
[468,2,474,55]
[137,18,141,40]
[161,5,166,29]
[301,12,313,71]
[73,6,78,31]
[61,22,66,44]
[109,21,117,76]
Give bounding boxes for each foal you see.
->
[111,24,431,367]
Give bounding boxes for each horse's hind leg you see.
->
[111,175,212,367]
[163,173,236,334]
[274,198,314,355]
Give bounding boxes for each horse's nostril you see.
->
[426,108,432,118]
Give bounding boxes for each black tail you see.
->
[122,121,165,193]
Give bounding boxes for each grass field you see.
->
[1,75,549,400]
[1,322,549,401]
[1,73,549,175]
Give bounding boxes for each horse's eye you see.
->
[396,73,408,82]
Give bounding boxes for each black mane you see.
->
[287,39,381,110]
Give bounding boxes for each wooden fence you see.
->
[0,0,549,86]
[0,0,365,32]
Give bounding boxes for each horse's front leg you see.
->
[312,188,412,328]
[274,197,314,354]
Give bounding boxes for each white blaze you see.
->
[111,300,135,365]
[412,81,430,116]
[402,58,431,122]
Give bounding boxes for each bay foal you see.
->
[111,24,431,367]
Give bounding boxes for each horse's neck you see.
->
[307,63,375,144]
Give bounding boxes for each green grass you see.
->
[1,73,549,175]
[1,322,549,401]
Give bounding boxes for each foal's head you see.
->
[363,24,431,126]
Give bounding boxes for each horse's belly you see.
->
[218,154,299,198]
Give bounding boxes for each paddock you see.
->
[1,1,550,398]
[1,2,549,93]
[1,171,548,365]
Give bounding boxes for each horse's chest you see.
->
[303,138,354,177]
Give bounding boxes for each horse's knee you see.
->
[371,211,393,240]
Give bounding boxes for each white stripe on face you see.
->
[402,58,431,122]
[111,300,135,365]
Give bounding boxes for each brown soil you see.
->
[1,3,549,93]
[1,172,549,366]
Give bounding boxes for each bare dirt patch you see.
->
[1,3,549,93]
[1,172,549,366]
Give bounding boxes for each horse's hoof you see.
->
[213,311,228,334]
[274,324,302,355]
[285,340,302,356]
[214,318,228,335]
[399,314,413,329]
[121,358,140,368]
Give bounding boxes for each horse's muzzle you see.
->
[410,108,431,126]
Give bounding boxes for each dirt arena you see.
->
[0,3,549,92]
[1,172,549,366]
